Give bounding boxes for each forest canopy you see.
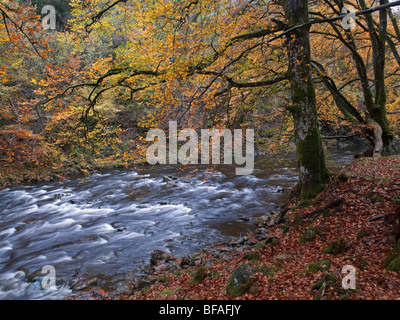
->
[1,0,400,199]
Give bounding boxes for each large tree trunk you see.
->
[337,0,396,155]
[283,0,329,201]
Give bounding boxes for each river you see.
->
[0,147,359,299]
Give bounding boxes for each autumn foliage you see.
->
[1,0,400,300]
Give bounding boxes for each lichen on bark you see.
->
[283,0,329,201]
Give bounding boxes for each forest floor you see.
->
[70,154,400,300]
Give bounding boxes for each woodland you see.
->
[1,0,400,301]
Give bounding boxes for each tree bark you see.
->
[283,0,329,201]
[360,0,395,155]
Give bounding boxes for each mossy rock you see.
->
[226,263,258,297]
[300,226,326,243]
[157,275,170,284]
[161,286,183,298]
[243,251,260,261]
[311,272,356,300]
[383,239,400,272]
[300,260,331,275]
[189,266,209,284]
[384,256,400,272]
[356,230,366,240]
[273,253,296,265]
[323,238,350,255]
[209,269,221,280]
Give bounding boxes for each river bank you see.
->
[70,154,400,300]
[0,157,145,190]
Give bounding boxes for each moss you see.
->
[311,278,325,291]
[243,251,260,261]
[161,286,183,298]
[300,260,331,275]
[226,263,257,297]
[299,226,326,243]
[249,284,260,295]
[297,129,329,202]
[356,230,366,240]
[323,238,349,255]
[209,269,221,280]
[385,256,400,272]
[274,253,296,263]
[157,275,170,284]
[365,191,384,203]
[311,272,348,300]
[172,270,183,276]
[383,239,400,272]
[264,265,282,279]
[161,289,175,297]
[189,266,209,284]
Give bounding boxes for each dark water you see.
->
[0,148,357,299]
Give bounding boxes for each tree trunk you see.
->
[354,0,395,155]
[283,0,329,201]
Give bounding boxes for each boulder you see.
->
[163,175,177,182]
[189,266,209,284]
[226,263,257,297]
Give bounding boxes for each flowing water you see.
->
[0,148,358,299]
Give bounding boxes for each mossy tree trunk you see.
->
[282,0,329,201]
[359,0,395,155]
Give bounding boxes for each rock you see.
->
[275,208,289,225]
[254,233,270,241]
[164,182,178,188]
[245,238,256,245]
[150,250,174,266]
[268,218,276,227]
[111,222,126,232]
[14,271,27,281]
[269,209,280,216]
[384,239,400,272]
[189,266,209,284]
[255,227,267,234]
[158,201,170,205]
[180,257,191,268]
[323,238,350,255]
[255,215,269,227]
[265,185,285,193]
[163,175,177,182]
[274,253,294,261]
[237,215,250,222]
[226,263,257,297]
